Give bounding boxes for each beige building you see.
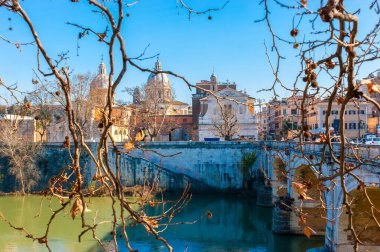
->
[0,114,38,142]
[359,71,380,136]
[259,96,304,140]
[259,95,369,140]
[307,99,368,139]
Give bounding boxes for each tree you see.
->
[29,87,54,142]
[257,0,380,250]
[282,118,299,140]
[2,0,380,251]
[0,113,41,194]
[211,104,240,141]
[0,2,212,251]
[127,84,180,141]
[71,73,98,140]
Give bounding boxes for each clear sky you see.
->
[0,1,378,105]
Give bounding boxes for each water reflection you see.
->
[123,195,324,252]
[0,195,324,252]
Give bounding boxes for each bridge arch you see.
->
[326,171,380,251]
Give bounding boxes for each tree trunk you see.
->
[19,169,25,195]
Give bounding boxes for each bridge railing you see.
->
[260,141,380,161]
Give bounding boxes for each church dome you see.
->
[91,60,108,89]
[147,58,171,88]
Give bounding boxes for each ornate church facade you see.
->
[198,87,258,141]
[129,58,192,141]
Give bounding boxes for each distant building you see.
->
[0,114,37,142]
[254,105,268,140]
[89,59,112,106]
[259,95,369,140]
[130,58,192,141]
[263,96,305,140]
[141,58,190,116]
[191,72,237,140]
[359,71,380,135]
[307,98,368,139]
[198,87,257,141]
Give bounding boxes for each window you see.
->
[239,106,244,114]
[345,123,347,130]
[224,104,232,112]
[332,110,339,115]
[360,110,365,114]
[283,109,286,115]
[349,110,356,115]
[291,109,297,115]
[349,123,356,129]
[323,110,326,115]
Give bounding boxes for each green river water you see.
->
[0,195,324,252]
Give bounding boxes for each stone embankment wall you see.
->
[124,141,257,191]
[0,142,259,192]
[0,143,92,193]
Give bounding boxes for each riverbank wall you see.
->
[0,142,259,193]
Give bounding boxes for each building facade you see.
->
[359,71,380,136]
[198,88,257,141]
[129,58,192,141]
[191,72,238,140]
[259,95,369,140]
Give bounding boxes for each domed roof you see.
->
[91,59,108,89]
[147,58,171,88]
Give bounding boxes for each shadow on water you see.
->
[112,194,324,252]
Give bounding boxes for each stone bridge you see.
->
[255,142,380,252]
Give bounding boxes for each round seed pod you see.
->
[290,29,299,37]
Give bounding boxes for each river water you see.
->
[0,195,324,252]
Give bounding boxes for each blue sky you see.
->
[0,1,378,104]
